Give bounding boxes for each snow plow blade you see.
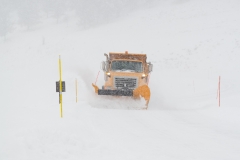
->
[98,89,133,96]
[133,85,151,107]
[92,83,133,96]
[92,83,150,108]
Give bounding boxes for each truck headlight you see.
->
[142,74,146,78]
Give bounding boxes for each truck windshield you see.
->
[111,61,143,72]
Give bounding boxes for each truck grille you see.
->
[114,76,138,89]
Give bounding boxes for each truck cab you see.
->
[101,51,152,91]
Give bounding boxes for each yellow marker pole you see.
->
[59,55,63,118]
[76,78,78,103]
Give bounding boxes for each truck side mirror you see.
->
[148,63,153,73]
[101,61,106,71]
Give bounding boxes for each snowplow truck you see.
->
[92,51,153,107]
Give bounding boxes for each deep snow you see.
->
[1,0,240,160]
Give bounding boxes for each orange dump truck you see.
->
[92,51,153,107]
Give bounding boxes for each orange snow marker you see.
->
[218,76,221,107]
[92,71,100,94]
[95,71,100,85]
[75,78,78,103]
[216,76,221,107]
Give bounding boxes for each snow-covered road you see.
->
[1,0,240,159]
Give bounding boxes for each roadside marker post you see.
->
[216,76,221,107]
[76,78,78,103]
[56,55,66,118]
[218,76,221,107]
[95,71,100,85]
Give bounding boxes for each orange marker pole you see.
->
[95,71,100,85]
[218,76,221,107]
[76,78,78,103]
